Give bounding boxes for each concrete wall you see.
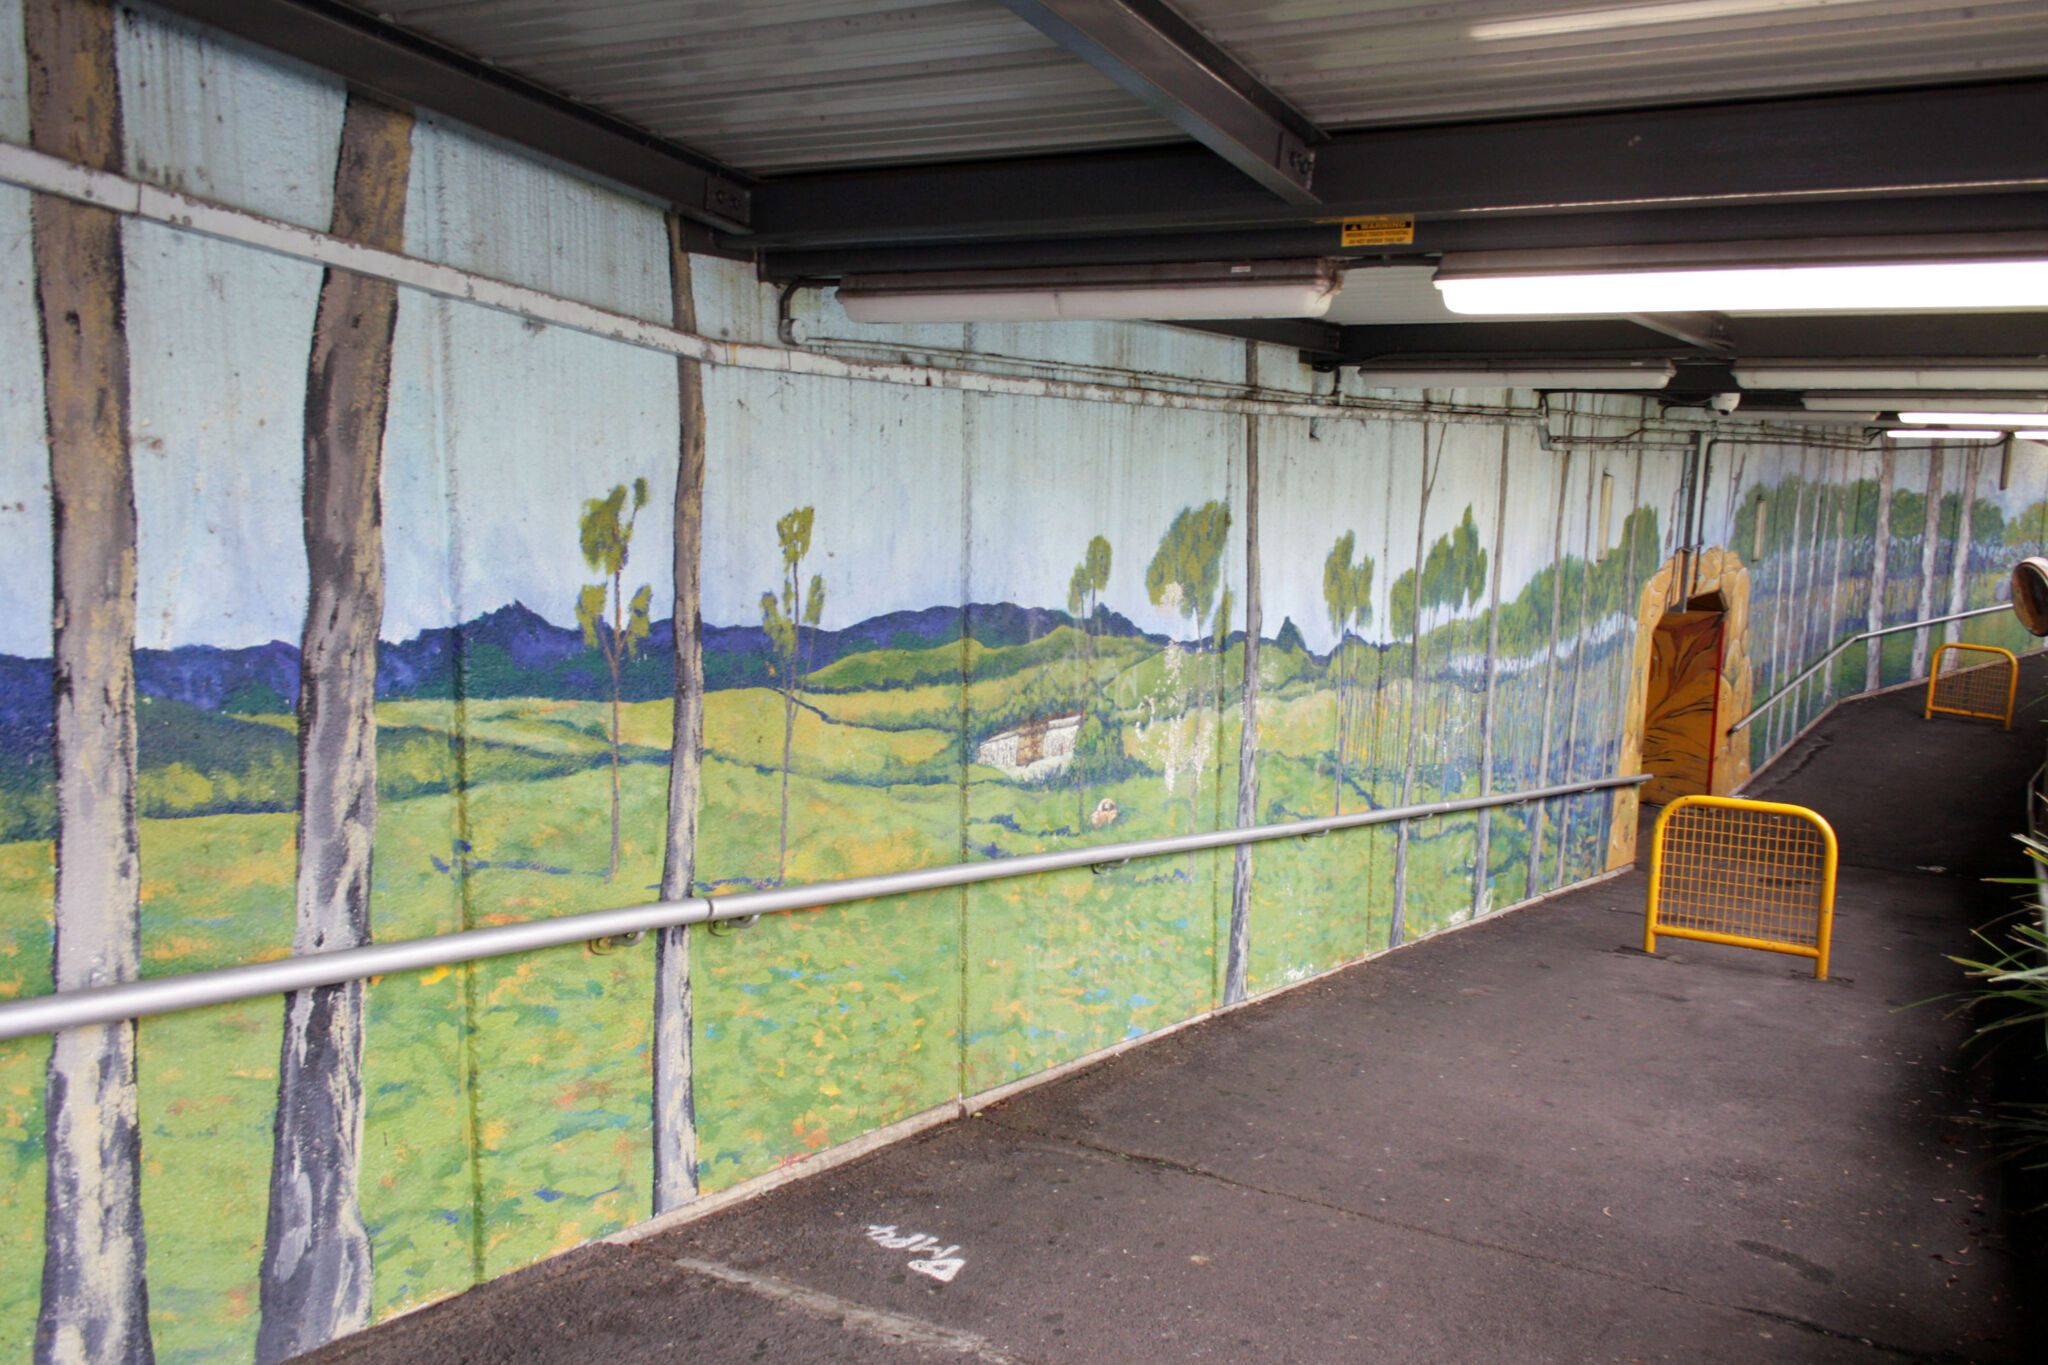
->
[1,2,2044,1359]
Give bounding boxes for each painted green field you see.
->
[0,627,1614,1363]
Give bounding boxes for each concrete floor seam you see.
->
[663,1253,1037,1364]
[1729,1302,1986,1365]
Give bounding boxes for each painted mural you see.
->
[2,3,2046,1362]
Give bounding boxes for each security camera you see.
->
[1708,392,1742,415]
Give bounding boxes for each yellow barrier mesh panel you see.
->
[1653,803,1830,949]
[1927,644,2016,726]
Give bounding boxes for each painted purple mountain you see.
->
[0,600,1158,724]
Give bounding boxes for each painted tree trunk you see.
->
[1910,448,1945,679]
[1331,641,1347,815]
[1799,451,1829,718]
[1774,464,1809,751]
[1767,460,1793,750]
[1603,451,1646,866]
[1224,412,1260,1005]
[1866,450,1894,691]
[1525,450,1571,901]
[257,94,412,1365]
[655,214,706,1212]
[29,3,153,1359]
[1471,429,1510,921]
[607,574,624,881]
[1074,607,1092,833]
[1553,465,1597,888]
[1824,452,1850,705]
[1944,447,1979,645]
[779,681,796,882]
[1795,455,1822,722]
[1388,426,1438,947]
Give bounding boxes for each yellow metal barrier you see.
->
[1644,796,1838,980]
[1925,642,2017,729]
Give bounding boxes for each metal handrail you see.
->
[1726,604,2013,736]
[0,773,1650,1041]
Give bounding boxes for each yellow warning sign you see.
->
[1341,215,1415,247]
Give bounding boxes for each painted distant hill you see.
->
[0,600,1160,728]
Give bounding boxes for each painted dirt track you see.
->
[293,662,2048,1364]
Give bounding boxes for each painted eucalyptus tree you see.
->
[1865,450,1895,691]
[1911,449,1945,679]
[576,478,653,883]
[655,215,707,1212]
[762,507,825,884]
[1321,532,1372,813]
[1226,410,1260,1006]
[1525,449,1573,903]
[29,1,153,1357]
[1387,424,1441,947]
[1067,533,1113,829]
[258,93,414,1365]
[1943,447,1981,646]
[1146,500,1232,882]
[1470,431,1510,920]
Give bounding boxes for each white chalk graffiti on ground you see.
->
[864,1223,966,1283]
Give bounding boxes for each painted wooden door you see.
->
[1642,609,1725,804]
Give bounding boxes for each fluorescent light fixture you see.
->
[1751,410,1879,425]
[838,261,1339,324]
[1434,260,2048,315]
[1883,429,2005,441]
[1351,363,1675,390]
[1803,392,2048,411]
[1897,411,2048,427]
[1472,0,1832,41]
[1734,367,2048,391]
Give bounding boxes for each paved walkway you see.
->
[305,666,2048,1364]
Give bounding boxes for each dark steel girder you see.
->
[760,191,2048,278]
[1254,314,2048,371]
[741,79,2048,251]
[993,0,1322,203]
[1335,322,1686,365]
[145,0,755,231]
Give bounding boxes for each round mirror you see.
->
[2011,557,2048,636]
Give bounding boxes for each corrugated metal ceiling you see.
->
[1175,0,2048,131]
[350,1,1166,172]
[350,1,2048,175]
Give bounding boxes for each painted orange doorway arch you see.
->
[1609,547,1755,870]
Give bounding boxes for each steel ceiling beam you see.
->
[1168,314,2048,372]
[759,192,2048,279]
[742,79,2048,250]
[993,0,1321,204]
[145,0,754,232]
[1324,314,2048,368]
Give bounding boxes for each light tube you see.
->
[1351,364,1675,390]
[1897,411,2048,426]
[1435,260,2048,315]
[837,262,1342,324]
[1735,367,2048,391]
[1471,0,1840,41]
[841,281,1337,323]
[1883,429,2005,441]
